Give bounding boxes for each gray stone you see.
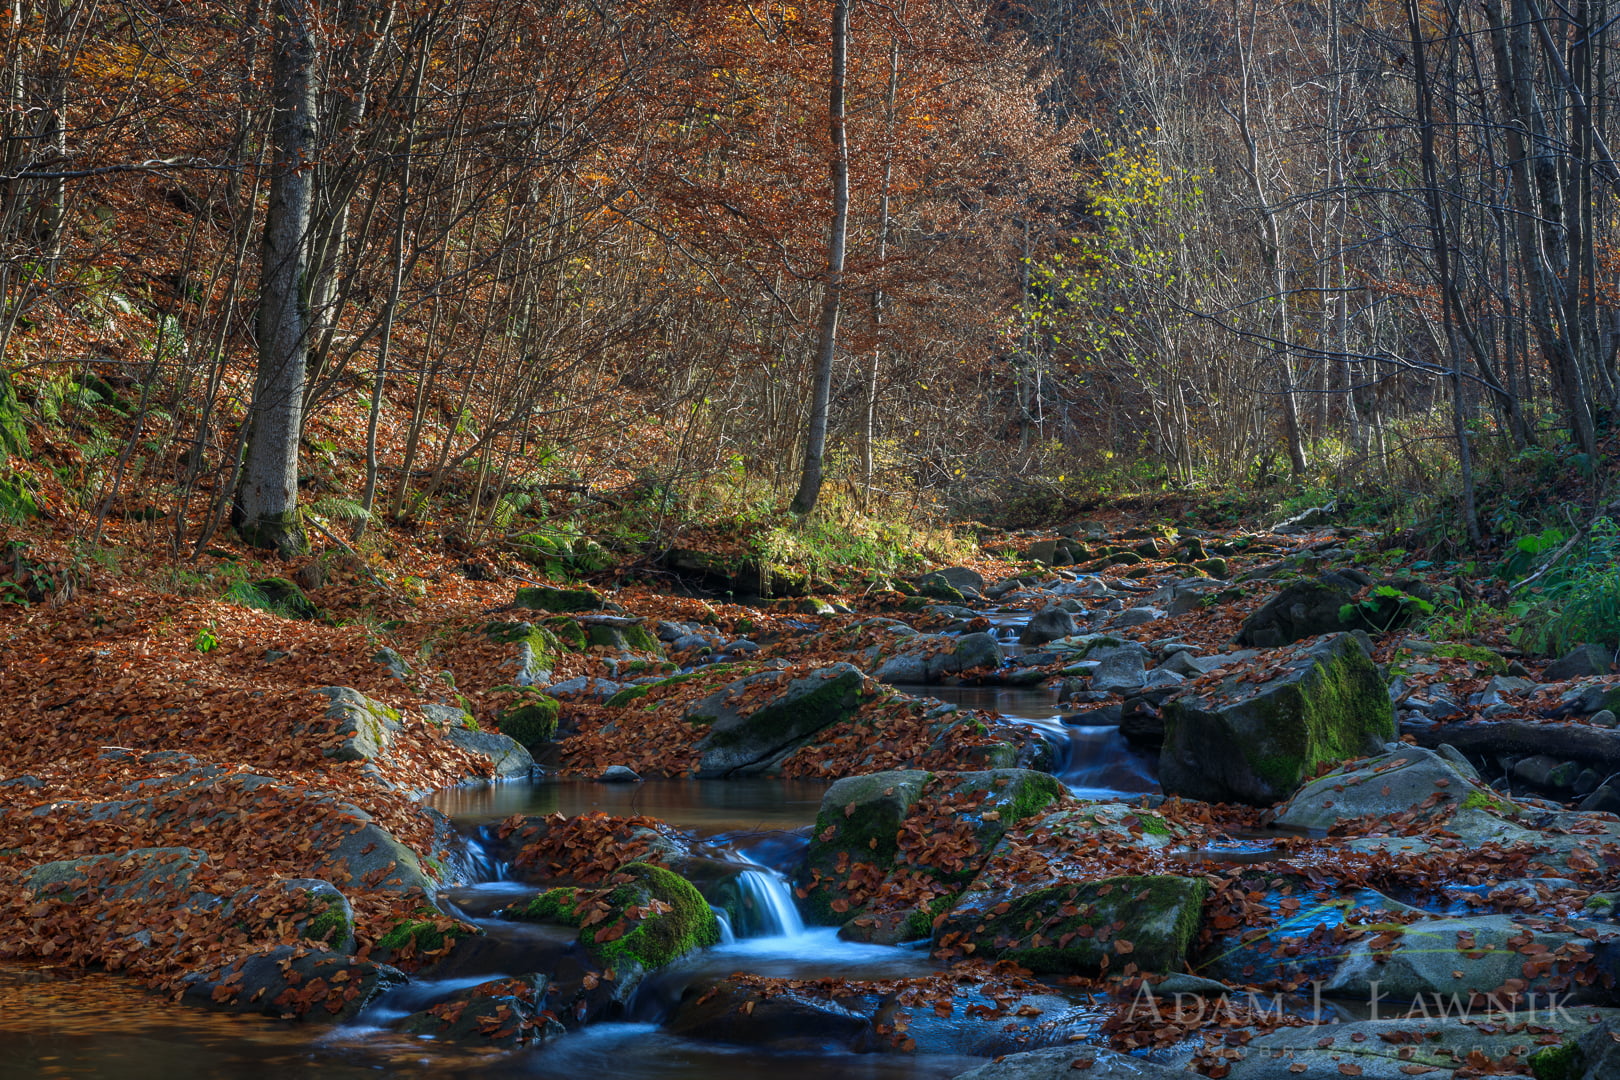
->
[544,675,624,701]
[1140,668,1185,690]
[1273,745,1491,831]
[445,727,534,778]
[1019,606,1080,646]
[25,846,210,905]
[313,686,402,763]
[181,945,405,1021]
[1114,606,1166,628]
[1594,709,1619,728]
[598,765,642,783]
[1159,633,1394,806]
[691,663,869,777]
[1546,644,1616,681]
[874,632,1004,684]
[1090,642,1150,694]
[422,702,474,729]
[371,647,413,680]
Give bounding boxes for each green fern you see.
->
[308,496,372,525]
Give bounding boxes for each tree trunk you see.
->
[236,0,317,556]
[789,0,849,517]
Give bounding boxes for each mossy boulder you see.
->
[180,945,404,1021]
[483,621,561,685]
[1192,557,1229,578]
[544,616,587,651]
[313,686,401,763]
[225,576,319,619]
[1273,745,1489,831]
[445,726,534,778]
[24,846,209,905]
[582,616,663,653]
[372,912,480,966]
[1159,632,1393,805]
[937,874,1206,976]
[506,862,719,974]
[690,663,871,777]
[513,585,606,613]
[223,878,355,953]
[496,694,560,750]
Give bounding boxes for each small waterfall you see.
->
[711,905,737,945]
[732,868,805,938]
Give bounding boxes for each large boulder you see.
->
[1545,644,1615,681]
[504,862,720,976]
[1020,607,1080,646]
[937,874,1206,976]
[690,663,870,777]
[311,686,401,763]
[399,974,565,1048]
[221,878,355,953]
[444,726,534,778]
[873,632,1005,684]
[181,945,405,1021]
[1272,744,1486,831]
[1159,633,1393,805]
[1237,575,1432,647]
[1090,642,1149,694]
[24,846,210,905]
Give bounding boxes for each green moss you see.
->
[0,365,28,458]
[1461,787,1520,816]
[484,621,562,681]
[303,901,352,946]
[1135,813,1172,836]
[1530,1040,1584,1080]
[915,580,965,603]
[1244,642,1393,794]
[1193,558,1229,578]
[376,915,466,954]
[1106,551,1144,566]
[586,621,662,653]
[235,513,309,558]
[543,617,587,651]
[699,669,865,750]
[1008,773,1065,823]
[513,586,605,612]
[515,866,718,972]
[0,474,38,522]
[1431,642,1508,674]
[968,875,1206,975]
[901,893,958,941]
[498,696,560,749]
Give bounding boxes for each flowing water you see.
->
[0,668,1157,1078]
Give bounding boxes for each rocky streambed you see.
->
[8,523,1620,1078]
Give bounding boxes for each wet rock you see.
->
[1020,606,1080,646]
[181,945,405,1021]
[1582,784,1620,814]
[938,873,1206,976]
[504,862,720,976]
[874,632,1005,684]
[1159,633,1393,806]
[311,686,401,763]
[690,663,869,777]
[319,814,443,892]
[399,974,564,1047]
[598,765,642,783]
[1512,754,1582,791]
[496,694,560,749]
[666,977,873,1050]
[1323,914,1617,1005]
[1546,644,1616,681]
[1273,745,1492,831]
[1594,709,1620,728]
[222,878,355,953]
[444,726,534,778]
[949,1045,1187,1080]
[1114,606,1166,629]
[1089,642,1149,694]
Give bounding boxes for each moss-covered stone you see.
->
[941,875,1206,976]
[513,585,605,612]
[1160,633,1393,805]
[1192,557,1229,578]
[374,914,474,959]
[543,616,587,651]
[509,863,719,974]
[691,663,871,777]
[483,621,561,684]
[1529,1040,1584,1080]
[585,620,662,653]
[498,695,560,749]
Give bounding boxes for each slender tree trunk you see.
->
[862,35,900,503]
[789,0,849,516]
[236,0,316,555]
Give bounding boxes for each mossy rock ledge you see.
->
[1158,632,1393,806]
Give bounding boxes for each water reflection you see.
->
[429,777,832,832]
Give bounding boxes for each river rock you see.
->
[1272,745,1490,831]
[1020,606,1079,646]
[802,769,1067,930]
[949,1045,1188,1080]
[1322,913,1618,1005]
[688,663,869,777]
[504,862,720,976]
[444,726,534,778]
[922,566,986,597]
[1114,606,1166,629]
[1159,633,1393,806]
[399,974,565,1047]
[482,620,562,686]
[181,945,405,1021]
[938,873,1206,976]
[311,686,401,763]
[874,632,1005,684]
[1089,642,1149,693]
[222,878,355,953]
[666,977,874,1050]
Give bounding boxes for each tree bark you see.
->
[236,0,317,556]
[789,0,849,517]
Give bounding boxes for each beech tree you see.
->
[235,0,316,555]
